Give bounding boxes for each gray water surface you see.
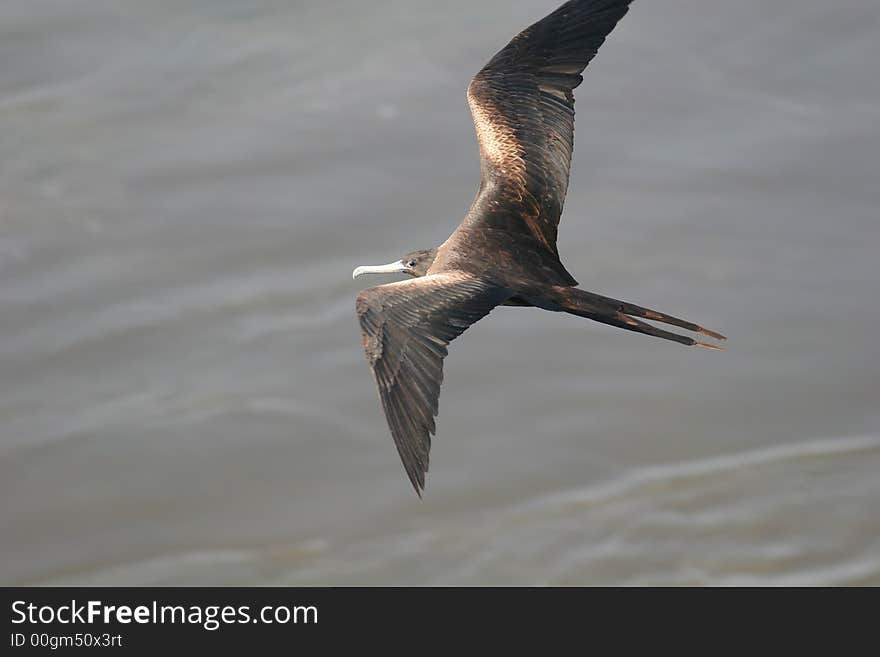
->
[2,0,879,585]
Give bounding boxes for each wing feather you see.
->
[465,0,634,253]
[356,274,511,494]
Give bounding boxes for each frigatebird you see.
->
[352,0,726,495]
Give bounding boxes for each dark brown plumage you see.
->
[353,0,726,495]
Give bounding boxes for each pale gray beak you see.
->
[352,260,406,279]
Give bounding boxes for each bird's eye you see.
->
[407,259,417,268]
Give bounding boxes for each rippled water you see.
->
[3,0,879,586]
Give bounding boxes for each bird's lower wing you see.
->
[356,273,511,494]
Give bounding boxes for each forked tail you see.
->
[554,286,727,349]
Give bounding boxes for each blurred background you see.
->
[2,0,879,585]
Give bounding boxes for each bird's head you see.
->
[352,248,437,279]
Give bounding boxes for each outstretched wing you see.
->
[465,0,634,254]
[356,273,511,494]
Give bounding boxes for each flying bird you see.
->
[352,0,726,495]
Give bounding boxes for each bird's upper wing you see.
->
[356,273,511,494]
[465,0,634,254]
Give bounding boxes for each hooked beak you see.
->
[352,260,406,279]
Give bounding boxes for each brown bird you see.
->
[352,0,726,495]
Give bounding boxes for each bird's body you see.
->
[353,0,726,495]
